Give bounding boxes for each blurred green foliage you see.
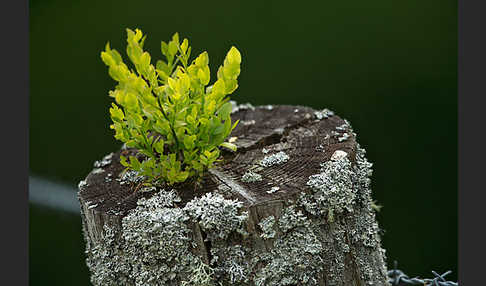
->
[29,0,457,285]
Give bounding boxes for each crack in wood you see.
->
[209,168,257,204]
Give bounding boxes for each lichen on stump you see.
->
[78,103,390,286]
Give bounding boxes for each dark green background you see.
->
[29,0,457,284]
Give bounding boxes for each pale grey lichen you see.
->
[331,150,348,161]
[85,189,252,286]
[94,153,113,168]
[85,224,132,286]
[278,205,311,232]
[211,245,249,284]
[104,173,113,183]
[78,179,88,190]
[181,256,219,286]
[92,168,104,174]
[183,194,251,284]
[354,144,374,204]
[253,206,324,286]
[301,150,356,222]
[238,103,255,111]
[267,186,279,194]
[241,119,256,126]
[241,170,262,183]
[122,203,191,285]
[338,133,350,142]
[117,170,144,185]
[273,127,285,135]
[140,186,157,193]
[317,222,349,285]
[184,193,248,240]
[314,108,335,120]
[231,101,255,113]
[349,144,384,248]
[335,124,347,131]
[260,151,290,167]
[335,121,353,142]
[87,203,98,209]
[85,189,197,286]
[84,139,388,286]
[136,189,181,209]
[105,209,124,216]
[349,213,380,248]
[258,215,276,239]
[344,119,352,129]
[323,143,388,285]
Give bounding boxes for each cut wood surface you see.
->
[79,103,390,286]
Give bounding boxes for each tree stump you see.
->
[78,103,390,286]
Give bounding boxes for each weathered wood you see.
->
[78,103,390,286]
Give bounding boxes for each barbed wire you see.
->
[388,261,458,286]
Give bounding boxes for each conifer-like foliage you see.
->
[101,29,241,185]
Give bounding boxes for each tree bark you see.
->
[78,103,390,286]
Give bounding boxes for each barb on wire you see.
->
[388,261,458,286]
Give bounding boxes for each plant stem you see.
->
[154,90,184,161]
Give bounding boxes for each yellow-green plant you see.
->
[101,28,241,185]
